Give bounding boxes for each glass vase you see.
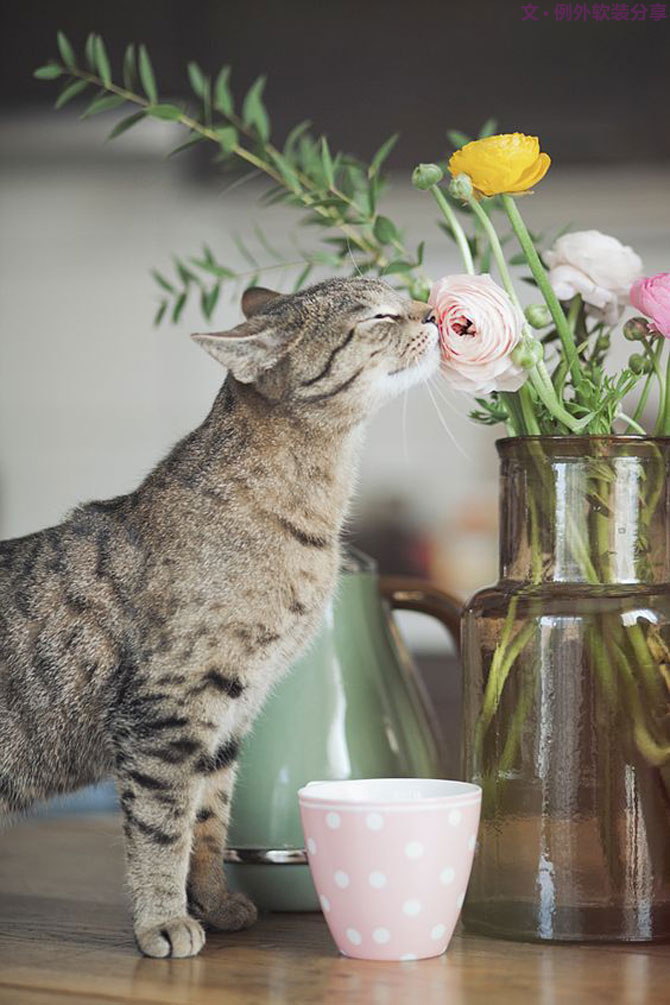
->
[462,437,670,942]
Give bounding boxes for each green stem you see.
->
[528,365,583,434]
[519,385,541,435]
[501,194,584,395]
[430,186,475,275]
[464,193,518,304]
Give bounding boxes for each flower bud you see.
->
[524,304,552,329]
[628,353,650,375]
[412,163,443,190]
[623,316,652,342]
[596,333,611,353]
[448,172,474,202]
[410,276,432,302]
[512,336,543,370]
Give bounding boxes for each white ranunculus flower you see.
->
[429,273,527,395]
[545,230,643,325]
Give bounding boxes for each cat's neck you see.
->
[147,377,364,536]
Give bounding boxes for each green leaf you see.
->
[508,251,528,266]
[478,117,498,138]
[34,63,63,80]
[187,61,207,97]
[54,78,88,109]
[56,31,75,69]
[81,94,125,118]
[94,36,112,86]
[320,136,334,189]
[447,129,471,149]
[373,215,398,245]
[172,292,187,323]
[201,284,220,320]
[382,259,414,275]
[368,133,398,178]
[213,66,233,116]
[268,149,299,191]
[123,43,136,90]
[416,240,425,266]
[147,103,183,121]
[167,135,205,157]
[174,258,197,285]
[154,301,168,326]
[292,263,313,292]
[242,75,270,142]
[138,44,158,103]
[284,120,311,157]
[107,110,146,140]
[152,270,175,293]
[213,125,237,155]
[85,33,97,71]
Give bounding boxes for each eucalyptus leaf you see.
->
[107,110,146,140]
[368,133,398,178]
[447,129,471,149]
[54,78,88,108]
[214,66,233,116]
[213,125,237,155]
[85,33,97,71]
[187,61,207,98]
[34,64,63,80]
[94,36,112,86]
[152,271,175,293]
[242,76,270,142]
[154,301,168,326]
[320,136,334,189]
[148,103,183,121]
[56,31,75,69]
[172,292,187,323]
[167,135,205,157]
[81,94,125,118]
[382,259,414,275]
[123,43,136,90]
[139,44,158,103]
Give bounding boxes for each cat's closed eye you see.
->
[371,313,400,321]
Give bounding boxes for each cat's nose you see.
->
[424,310,437,326]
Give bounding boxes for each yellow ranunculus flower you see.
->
[448,133,551,197]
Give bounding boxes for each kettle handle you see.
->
[378,576,462,652]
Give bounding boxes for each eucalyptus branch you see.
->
[36,32,425,325]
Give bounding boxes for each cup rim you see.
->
[298,777,482,810]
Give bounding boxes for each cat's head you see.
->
[192,277,439,421]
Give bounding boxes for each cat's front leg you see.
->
[187,760,257,931]
[116,763,206,958]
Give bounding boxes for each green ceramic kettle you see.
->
[224,548,461,910]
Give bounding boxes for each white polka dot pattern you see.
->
[366,812,384,831]
[373,927,391,944]
[405,841,424,860]
[300,790,481,960]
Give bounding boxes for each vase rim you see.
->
[496,435,670,446]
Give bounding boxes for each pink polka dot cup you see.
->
[298,778,481,961]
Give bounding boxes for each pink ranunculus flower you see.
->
[630,272,670,338]
[429,273,527,394]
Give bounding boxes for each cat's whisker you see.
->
[401,386,410,466]
[425,378,473,463]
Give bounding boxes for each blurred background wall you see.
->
[1,0,669,653]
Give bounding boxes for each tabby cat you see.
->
[0,277,439,957]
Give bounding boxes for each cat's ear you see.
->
[241,286,281,319]
[191,317,288,383]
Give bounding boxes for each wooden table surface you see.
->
[1,816,670,1004]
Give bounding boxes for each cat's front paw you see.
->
[200,890,258,932]
[135,915,206,958]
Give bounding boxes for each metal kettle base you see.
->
[224,847,320,912]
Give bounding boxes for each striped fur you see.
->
[0,277,439,957]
